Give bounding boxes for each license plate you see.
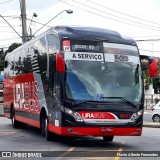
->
[100,127,113,132]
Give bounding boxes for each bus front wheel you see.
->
[103,136,114,141]
[41,116,53,141]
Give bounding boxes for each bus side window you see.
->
[47,34,60,96]
[38,37,47,76]
[32,37,48,76]
[14,51,22,76]
[4,54,14,77]
[22,47,32,74]
[47,34,60,54]
[9,54,15,77]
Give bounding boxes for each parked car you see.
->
[151,101,160,122]
[0,89,3,103]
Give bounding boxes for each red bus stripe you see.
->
[48,124,142,136]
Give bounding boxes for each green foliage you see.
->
[141,60,151,90]
[5,43,22,54]
[142,57,160,92]
[0,43,22,71]
[0,48,5,71]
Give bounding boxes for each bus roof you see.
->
[6,26,137,56]
[51,26,136,46]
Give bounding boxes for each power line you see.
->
[2,15,19,18]
[72,0,160,30]
[0,30,21,33]
[0,25,21,27]
[139,49,160,52]
[26,18,51,28]
[0,0,13,5]
[59,0,160,32]
[86,0,160,27]
[135,39,160,42]
[0,43,14,47]
[0,15,21,39]
[0,38,21,41]
[0,17,20,24]
[133,35,160,39]
[0,46,8,49]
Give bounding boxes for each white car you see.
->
[151,101,160,123]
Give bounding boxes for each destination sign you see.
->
[65,52,104,61]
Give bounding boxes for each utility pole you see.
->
[20,0,28,43]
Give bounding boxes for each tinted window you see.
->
[14,51,22,75]
[47,34,60,54]
[31,36,47,76]
[4,53,14,77]
[71,40,103,53]
[21,47,32,74]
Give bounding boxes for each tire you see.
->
[41,116,53,141]
[152,115,160,123]
[11,108,22,128]
[103,136,114,141]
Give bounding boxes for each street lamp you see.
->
[33,9,73,36]
[27,12,37,39]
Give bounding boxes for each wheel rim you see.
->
[45,119,47,137]
[11,110,15,125]
[42,117,47,135]
[12,116,15,124]
[154,116,160,122]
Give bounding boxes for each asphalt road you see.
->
[0,117,160,160]
[144,113,152,122]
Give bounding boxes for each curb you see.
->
[143,122,160,128]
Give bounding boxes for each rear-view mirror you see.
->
[56,53,65,74]
[148,57,158,77]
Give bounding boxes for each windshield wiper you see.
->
[101,96,137,108]
[72,100,99,106]
[72,99,114,108]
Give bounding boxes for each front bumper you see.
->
[48,124,142,136]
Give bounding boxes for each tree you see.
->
[0,43,22,71]
[141,60,151,90]
[5,43,22,54]
[0,48,5,71]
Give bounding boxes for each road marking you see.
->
[0,132,16,136]
[0,130,16,132]
[80,158,114,160]
[61,149,121,160]
[114,141,124,160]
[55,147,75,160]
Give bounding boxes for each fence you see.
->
[145,94,160,109]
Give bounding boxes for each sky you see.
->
[1,0,160,57]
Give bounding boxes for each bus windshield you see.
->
[64,41,142,103]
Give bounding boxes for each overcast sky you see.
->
[1,0,160,57]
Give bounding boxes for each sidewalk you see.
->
[143,121,160,128]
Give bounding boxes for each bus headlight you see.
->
[65,107,84,122]
[129,110,143,122]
